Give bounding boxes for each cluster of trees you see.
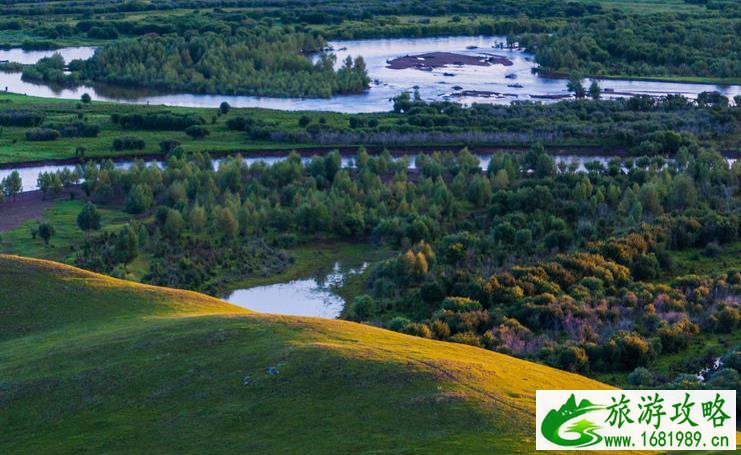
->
[21,53,81,86]
[5,0,737,86]
[271,93,739,153]
[70,30,369,98]
[23,139,739,382]
[527,11,741,79]
[111,111,204,131]
[334,146,739,377]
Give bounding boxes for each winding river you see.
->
[1,36,738,112]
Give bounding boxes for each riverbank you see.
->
[538,70,741,87]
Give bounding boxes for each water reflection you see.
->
[224,261,368,318]
[0,37,737,112]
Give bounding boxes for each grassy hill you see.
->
[0,255,678,453]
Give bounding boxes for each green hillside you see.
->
[0,255,663,453]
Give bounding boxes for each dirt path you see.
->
[0,189,78,232]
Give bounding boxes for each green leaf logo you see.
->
[541,394,606,447]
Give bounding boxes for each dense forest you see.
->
[526,12,740,79]
[8,0,741,97]
[74,32,370,98]
[267,92,739,151]
[23,142,739,387]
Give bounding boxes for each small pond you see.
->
[224,261,368,318]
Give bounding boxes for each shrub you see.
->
[430,320,451,340]
[627,367,654,386]
[25,127,59,141]
[441,296,482,312]
[0,110,44,127]
[388,316,411,332]
[349,295,374,321]
[113,136,146,150]
[402,322,432,338]
[159,140,180,155]
[185,125,209,139]
[448,331,483,348]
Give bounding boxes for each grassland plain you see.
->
[0,254,665,454]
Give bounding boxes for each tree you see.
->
[81,93,91,103]
[163,209,185,239]
[567,74,586,98]
[77,202,101,235]
[2,170,22,200]
[298,115,311,127]
[37,222,55,245]
[219,101,230,114]
[114,224,139,268]
[588,80,601,100]
[125,184,154,214]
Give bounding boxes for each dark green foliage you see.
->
[25,127,60,141]
[185,125,209,139]
[76,202,101,233]
[114,112,203,131]
[529,11,741,80]
[113,136,145,150]
[0,110,44,127]
[37,222,55,245]
[76,32,369,98]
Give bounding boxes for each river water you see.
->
[0,36,738,112]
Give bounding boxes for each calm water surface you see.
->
[0,37,737,112]
[224,261,368,318]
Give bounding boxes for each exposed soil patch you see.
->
[387,52,512,70]
[0,188,79,231]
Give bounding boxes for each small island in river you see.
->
[386,51,513,70]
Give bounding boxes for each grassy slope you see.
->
[0,254,637,454]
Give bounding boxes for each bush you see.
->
[627,367,654,386]
[448,331,483,348]
[113,136,146,150]
[441,296,482,312]
[117,112,203,130]
[388,316,411,332]
[430,320,451,340]
[703,242,723,257]
[402,322,432,338]
[25,128,59,141]
[159,140,181,155]
[185,125,209,139]
[349,295,374,321]
[0,110,44,127]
